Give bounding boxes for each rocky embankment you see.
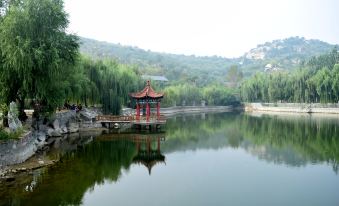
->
[245,103,339,114]
[0,108,104,176]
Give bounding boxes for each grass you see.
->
[0,127,24,140]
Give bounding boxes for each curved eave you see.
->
[129,93,164,99]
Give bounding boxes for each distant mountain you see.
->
[240,37,334,73]
[79,36,336,83]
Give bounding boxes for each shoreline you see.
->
[245,103,339,115]
[160,106,239,116]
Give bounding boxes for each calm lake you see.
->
[1,112,339,206]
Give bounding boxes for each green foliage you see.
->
[226,65,243,87]
[0,0,79,115]
[202,85,238,105]
[0,126,23,140]
[240,49,339,103]
[161,83,239,107]
[80,37,238,86]
[80,37,335,83]
[72,57,143,114]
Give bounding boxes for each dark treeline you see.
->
[240,48,339,103]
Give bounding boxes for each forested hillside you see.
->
[80,37,236,86]
[80,37,335,84]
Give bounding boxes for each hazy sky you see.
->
[64,0,339,57]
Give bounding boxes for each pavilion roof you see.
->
[129,80,164,99]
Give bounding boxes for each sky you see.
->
[64,0,339,58]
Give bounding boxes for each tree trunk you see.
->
[18,97,28,122]
[2,111,9,127]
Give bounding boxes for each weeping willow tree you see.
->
[240,48,339,103]
[95,60,142,115]
[68,57,143,115]
[0,0,78,123]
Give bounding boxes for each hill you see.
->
[240,36,334,73]
[79,36,335,84]
[80,37,236,85]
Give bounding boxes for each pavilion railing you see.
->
[96,115,132,122]
[96,114,166,122]
[132,114,166,122]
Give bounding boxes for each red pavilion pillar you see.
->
[136,103,140,120]
[146,102,150,121]
[156,102,160,119]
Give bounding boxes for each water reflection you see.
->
[132,136,165,175]
[0,134,166,206]
[1,112,339,206]
[164,113,339,173]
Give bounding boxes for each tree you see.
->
[332,64,339,102]
[0,0,78,122]
[226,65,243,87]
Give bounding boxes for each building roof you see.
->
[129,80,164,99]
[141,75,168,82]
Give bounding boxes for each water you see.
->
[1,112,339,206]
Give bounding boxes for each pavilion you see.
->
[129,80,164,122]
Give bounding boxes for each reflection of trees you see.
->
[163,113,240,152]
[164,113,339,173]
[2,113,339,205]
[239,115,339,173]
[3,140,137,206]
[2,135,167,206]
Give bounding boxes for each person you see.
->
[64,101,70,109]
[78,104,82,111]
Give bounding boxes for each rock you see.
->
[61,126,68,134]
[80,108,98,121]
[42,145,50,151]
[8,102,23,132]
[47,128,62,137]
[46,138,56,145]
[52,119,60,130]
[38,160,44,164]
[52,138,61,148]
[67,122,79,133]
[37,133,46,142]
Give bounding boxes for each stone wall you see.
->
[160,106,237,115]
[245,103,339,114]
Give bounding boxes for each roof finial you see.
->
[147,80,150,86]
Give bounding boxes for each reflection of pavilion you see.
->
[132,135,165,175]
[96,133,166,175]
